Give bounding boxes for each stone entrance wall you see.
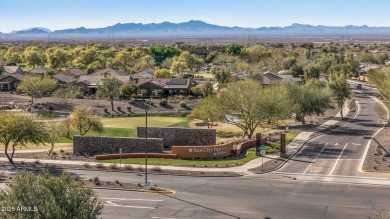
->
[73,136,164,156]
[137,127,216,148]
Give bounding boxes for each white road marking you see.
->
[101,197,163,202]
[334,143,339,146]
[352,143,362,146]
[329,143,348,175]
[303,143,328,174]
[104,201,156,209]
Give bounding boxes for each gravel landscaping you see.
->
[363,127,390,172]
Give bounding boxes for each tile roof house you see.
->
[2,66,23,74]
[261,71,303,85]
[0,74,25,91]
[59,68,86,78]
[52,74,77,86]
[137,78,192,96]
[91,68,127,77]
[131,68,154,82]
[76,75,131,95]
[27,67,56,75]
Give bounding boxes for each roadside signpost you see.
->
[257,145,267,171]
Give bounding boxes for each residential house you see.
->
[2,66,23,74]
[27,67,56,75]
[0,74,25,91]
[76,75,131,95]
[137,78,192,96]
[261,71,303,85]
[52,74,77,87]
[59,68,86,78]
[91,68,127,77]
[131,68,154,82]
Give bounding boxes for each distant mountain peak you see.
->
[5,21,390,38]
[11,27,51,34]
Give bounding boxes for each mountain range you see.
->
[4,20,390,38]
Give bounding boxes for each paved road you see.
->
[277,86,383,177]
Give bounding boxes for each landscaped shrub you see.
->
[125,165,134,170]
[110,163,119,170]
[127,106,131,112]
[159,100,168,106]
[96,163,105,169]
[179,101,187,107]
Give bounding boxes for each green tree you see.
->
[154,68,171,78]
[200,81,214,97]
[188,97,223,128]
[170,58,188,75]
[22,46,45,68]
[328,74,350,120]
[45,122,65,156]
[17,75,58,103]
[216,80,291,139]
[149,45,181,64]
[96,75,121,111]
[226,44,244,56]
[0,170,103,219]
[286,80,332,125]
[120,82,137,100]
[63,107,103,139]
[54,85,81,106]
[45,46,69,70]
[108,50,133,72]
[4,46,22,64]
[0,111,47,164]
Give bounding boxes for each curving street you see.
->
[62,84,390,219]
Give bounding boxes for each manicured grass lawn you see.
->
[100,148,258,166]
[101,116,190,129]
[56,127,136,143]
[55,116,191,143]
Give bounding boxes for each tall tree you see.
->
[286,80,332,125]
[4,46,22,64]
[0,170,103,218]
[215,80,291,139]
[119,82,137,100]
[328,74,350,120]
[0,111,47,164]
[17,75,57,103]
[54,85,82,106]
[96,75,121,111]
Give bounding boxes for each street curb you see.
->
[143,188,175,194]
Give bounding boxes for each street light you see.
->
[143,93,152,189]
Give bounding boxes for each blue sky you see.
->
[0,0,389,33]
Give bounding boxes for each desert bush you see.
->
[179,101,187,107]
[159,100,168,106]
[0,170,103,219]
[110,164,119,170]
[96,163,105,169]
[83,163,91,168]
